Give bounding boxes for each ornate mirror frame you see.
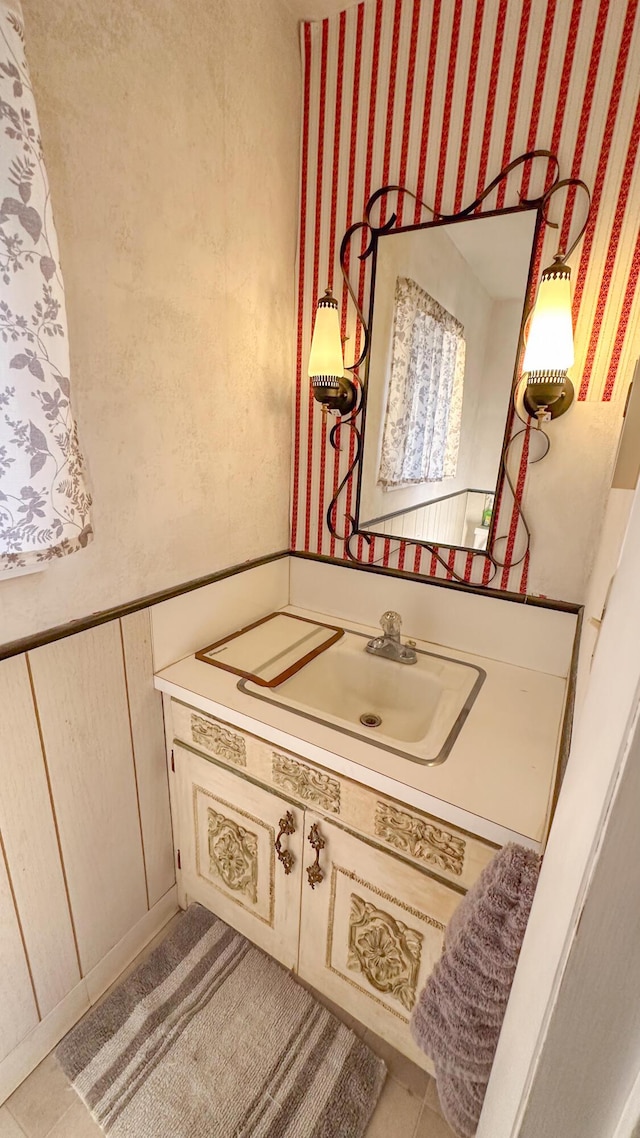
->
[326,150,590,586]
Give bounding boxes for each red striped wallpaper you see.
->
[291,0,640,600]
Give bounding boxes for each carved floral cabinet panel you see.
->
[297,811,462,1072]
[174,744,304,970]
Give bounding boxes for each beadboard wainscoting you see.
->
[0,610,177,1103]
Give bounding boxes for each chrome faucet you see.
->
[366,611,418,665]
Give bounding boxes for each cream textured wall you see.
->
[0,0,300,643]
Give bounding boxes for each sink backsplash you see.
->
[289,558,577,678]
[150,553,578,683]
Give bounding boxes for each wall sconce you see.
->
[308,287,357,415]
[513,172,591,428]
[516,252,575,422]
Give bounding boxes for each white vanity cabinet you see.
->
[168,700,494,1070]
[297,811,461,1066]
[174,744,304,970]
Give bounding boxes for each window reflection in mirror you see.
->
[358,209,539,552]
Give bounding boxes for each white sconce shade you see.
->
[308,288,344,379]
[522,257,574,378]
[515,253,576,423]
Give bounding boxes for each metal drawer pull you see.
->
[306,823,325,889]
[275,811,296,875]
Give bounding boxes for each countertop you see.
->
[154,606,567,847]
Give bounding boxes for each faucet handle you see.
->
[380,610,401,637]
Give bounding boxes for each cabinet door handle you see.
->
[306,823,325,889]
[275,811,296,875]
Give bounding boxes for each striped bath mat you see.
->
[57,904,386,1137]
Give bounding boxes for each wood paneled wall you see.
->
[0,609,176,1102]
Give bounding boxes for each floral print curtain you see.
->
[0,1,92,572]
[377,276,466,490]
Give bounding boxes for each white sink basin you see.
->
[239,629,485,765]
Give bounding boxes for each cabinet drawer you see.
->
[173,744,303,970]
[172,700,342,815]
[348,797,496,890]
[298,812,462,1073]
[176,703,249,768]
[171,699,496,889]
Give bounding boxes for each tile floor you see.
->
[0,917,455,1138]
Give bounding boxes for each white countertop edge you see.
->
[155,673,540,852]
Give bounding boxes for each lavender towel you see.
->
[410,843,541,1138]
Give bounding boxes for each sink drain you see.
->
[360,712,382,728]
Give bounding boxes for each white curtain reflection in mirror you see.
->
[377,276,466,491]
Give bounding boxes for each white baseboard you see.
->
[613,1065,640,1138]
[0,886,179,1105]
[0,982,89,1105]
[84,886,178,1005]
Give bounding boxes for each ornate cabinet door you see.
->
[174,744,303,969]
[297,812,462,1071]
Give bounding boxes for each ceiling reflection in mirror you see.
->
[358,209,538,553]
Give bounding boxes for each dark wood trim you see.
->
[0,549,290,662]
[290,550,583,615]
[549,605,584,824]
[195,611,344,687]
[1,544,583,663]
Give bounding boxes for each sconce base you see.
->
[514,376,575,424]
[311,375,358,416]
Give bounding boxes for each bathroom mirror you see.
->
[356,207,540,554]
